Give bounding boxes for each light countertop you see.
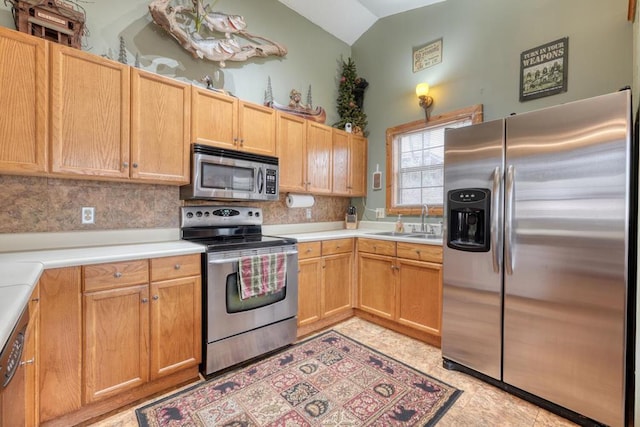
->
[0,237,204,355]
[0,222,442,354]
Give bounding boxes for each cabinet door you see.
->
[322,252,352,317]
[331,129,350,195]
[83,285,149,403]
[357,253,395,320]
[238,101,276,156]
[350,135,367,196]
[131,69,190,184]
[0,27,47,174]
[39,268,82,423]
[306,122,332,194]
[50,44,130,178]
[297,257,322,327]
[396,258,442,335]
[277,112,307,192]
[149,276,201,380]
[191,86,237,149]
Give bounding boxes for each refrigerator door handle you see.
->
[505,164,515,275]
[491,166,501,273]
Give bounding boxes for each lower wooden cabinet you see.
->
[297,239,354,336]
[38,254,201,425]
[357,238,443,346]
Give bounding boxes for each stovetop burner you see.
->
[180,206,296,251]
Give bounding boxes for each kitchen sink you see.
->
[366,231,415,237]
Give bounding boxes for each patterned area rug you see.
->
[136,330,462,426]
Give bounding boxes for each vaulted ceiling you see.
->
[277,0,446,46]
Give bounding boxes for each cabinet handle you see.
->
[141,298,149,303]
[20,358,34,366]
[123,162,129,168]
[132,163,138,168]
[233,138,239,145]
[174,264,181,270]
[31,297,40,302]
[114,272,122,278]
[306,248,312,253]
[240,139,244,146]
[152,295,159,301]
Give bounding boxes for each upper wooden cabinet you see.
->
[192,87,276,156]
[50,45,191,184]
[276,117,368,197]
[306,122,333,194]
[0,27,47,174]
[277,112,307,192]
[332,130,368,196]
[50,43,131,179]
[130,69,190,184]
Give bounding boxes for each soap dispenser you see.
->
[395,214,404,233]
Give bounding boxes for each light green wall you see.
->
[352,0,633,220]
[0,0,350,125]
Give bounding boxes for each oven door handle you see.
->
[208,250,298,264]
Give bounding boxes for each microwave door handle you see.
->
[257,168,264,194]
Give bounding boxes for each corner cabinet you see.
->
[38,255,201,426]
[191,86,276,156]
[357,238,443,346]
[0,27,48,175]
[332,130,368,196]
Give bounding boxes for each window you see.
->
[385,105,483,216]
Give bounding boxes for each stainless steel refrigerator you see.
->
[442,89,635,427]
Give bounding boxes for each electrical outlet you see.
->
[305,208,312,220]
[375,208,385,219]
[82,207,95,224]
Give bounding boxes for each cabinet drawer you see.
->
[151,254,201,281]
[358,238,396,256]
[397,242,442,263]
[83,260,149,292]
[322,238,353,255]
[298,241,322,259]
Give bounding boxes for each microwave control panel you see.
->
[265,168,277,195]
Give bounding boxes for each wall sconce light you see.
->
[416,83,434,120]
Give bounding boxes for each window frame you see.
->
[385,104,483,216]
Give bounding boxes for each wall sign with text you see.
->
[519,37,568,102]
[413,38,443,73]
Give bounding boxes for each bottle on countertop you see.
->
[395,214,404,233]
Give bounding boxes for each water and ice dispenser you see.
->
[447,188,491,252]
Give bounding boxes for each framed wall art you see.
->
[413,38,442,73]
[519,37,568,102]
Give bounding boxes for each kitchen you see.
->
[0,0,637,426]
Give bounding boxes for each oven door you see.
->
[205,245,298,344]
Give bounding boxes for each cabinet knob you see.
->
[141,297,149,303]
[152,295,159,301]
[123,162,129,168]
[132,163,138,168]
[114,272,122,278]
[174,264,181,270]
[240,139,244,146]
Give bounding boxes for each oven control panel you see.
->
[181,206,262,228]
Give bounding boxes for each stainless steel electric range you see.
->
[180,206,298,375]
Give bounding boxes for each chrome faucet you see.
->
[420,204,429,232]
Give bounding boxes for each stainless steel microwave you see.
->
[180,144,279,201]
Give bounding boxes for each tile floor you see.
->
[89,317,577,426]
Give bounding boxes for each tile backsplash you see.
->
[1,175,351,233]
